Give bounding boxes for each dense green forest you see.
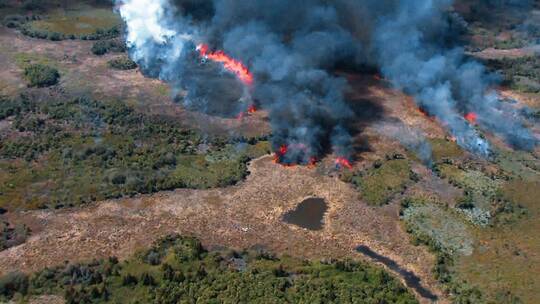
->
[0,235,418,304]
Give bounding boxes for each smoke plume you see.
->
[115,0,537,164]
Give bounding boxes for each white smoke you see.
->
[116,0,194,69]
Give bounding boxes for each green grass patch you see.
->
[399,196,488,303]
[14,53,56,69]
[13,5,121,40]
[26,7,120,36]
[428,138,464,162]
[0,235,418,303]
[349,157,415,206]
[435,162,527,226]
[400,197,474,256]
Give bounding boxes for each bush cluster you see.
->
[0,235,418,303]
[20,24,120,41]
[91,39,126,56]
[3,14,41,29]
[23,64,60,87]
[0,221,30,251]
[400,199,482,302]
[486,56,540,93]
[108,56,137,70]
[0,94,267,210]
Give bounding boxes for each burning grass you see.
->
[197,44,254,86]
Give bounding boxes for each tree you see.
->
[23,64,60,87]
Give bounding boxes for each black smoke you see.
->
[117,0,538,164]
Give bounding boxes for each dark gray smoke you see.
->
[116,0,538,163]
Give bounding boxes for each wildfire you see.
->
[273,144,317,168]
[464,112,477,124]
[197,44,254,86]
[417,107,430,117]
[236,105,257,121]
[247,104,257,114]
[335,157,353,169]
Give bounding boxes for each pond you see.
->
[282,197,328,230]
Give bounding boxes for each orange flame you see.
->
[464,112,477,124]
[335,157,353,169]
[197,44,254,86]
[247,104,257,114]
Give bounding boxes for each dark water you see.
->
[356,245,438,301]
[282,198,328,230]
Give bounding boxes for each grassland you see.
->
[456,180,540,304]
[402,152,540,303]
[3,2,121,40]
[27,7,120,36]
[346,157,415,206]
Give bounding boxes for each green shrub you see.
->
[350,158,414,206]
[108,56,137,70]
[0,272,29,298]
[91,39,126,55]
[23,64,60,87]
[0,235,418,303]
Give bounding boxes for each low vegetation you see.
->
[0,235,418,303]
[399,197,489,303]
[486,56,540,93]
[0,94,270,210]
[457,180,540,304]
[108,56,137,70]
[22,64,60,87]
[343,155,417,206]
[2,4,121,41]
[427,138,464,163]
[434,161,527,226]
[91,39,126,56]
[0,221,30,251]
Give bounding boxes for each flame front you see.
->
[335,157,353,169]
[197,44,254,86]
[464,112,478,124]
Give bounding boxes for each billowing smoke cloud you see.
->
[115,0,537,164]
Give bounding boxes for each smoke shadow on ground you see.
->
[356,245,438,301]
[340,73,386,159]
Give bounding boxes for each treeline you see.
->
[0,93,269,210]
[0,235,418,303]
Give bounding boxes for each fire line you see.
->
[197,44,254,86]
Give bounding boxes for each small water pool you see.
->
[282,197,328,230]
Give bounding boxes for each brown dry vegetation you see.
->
[0,155,448,303]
